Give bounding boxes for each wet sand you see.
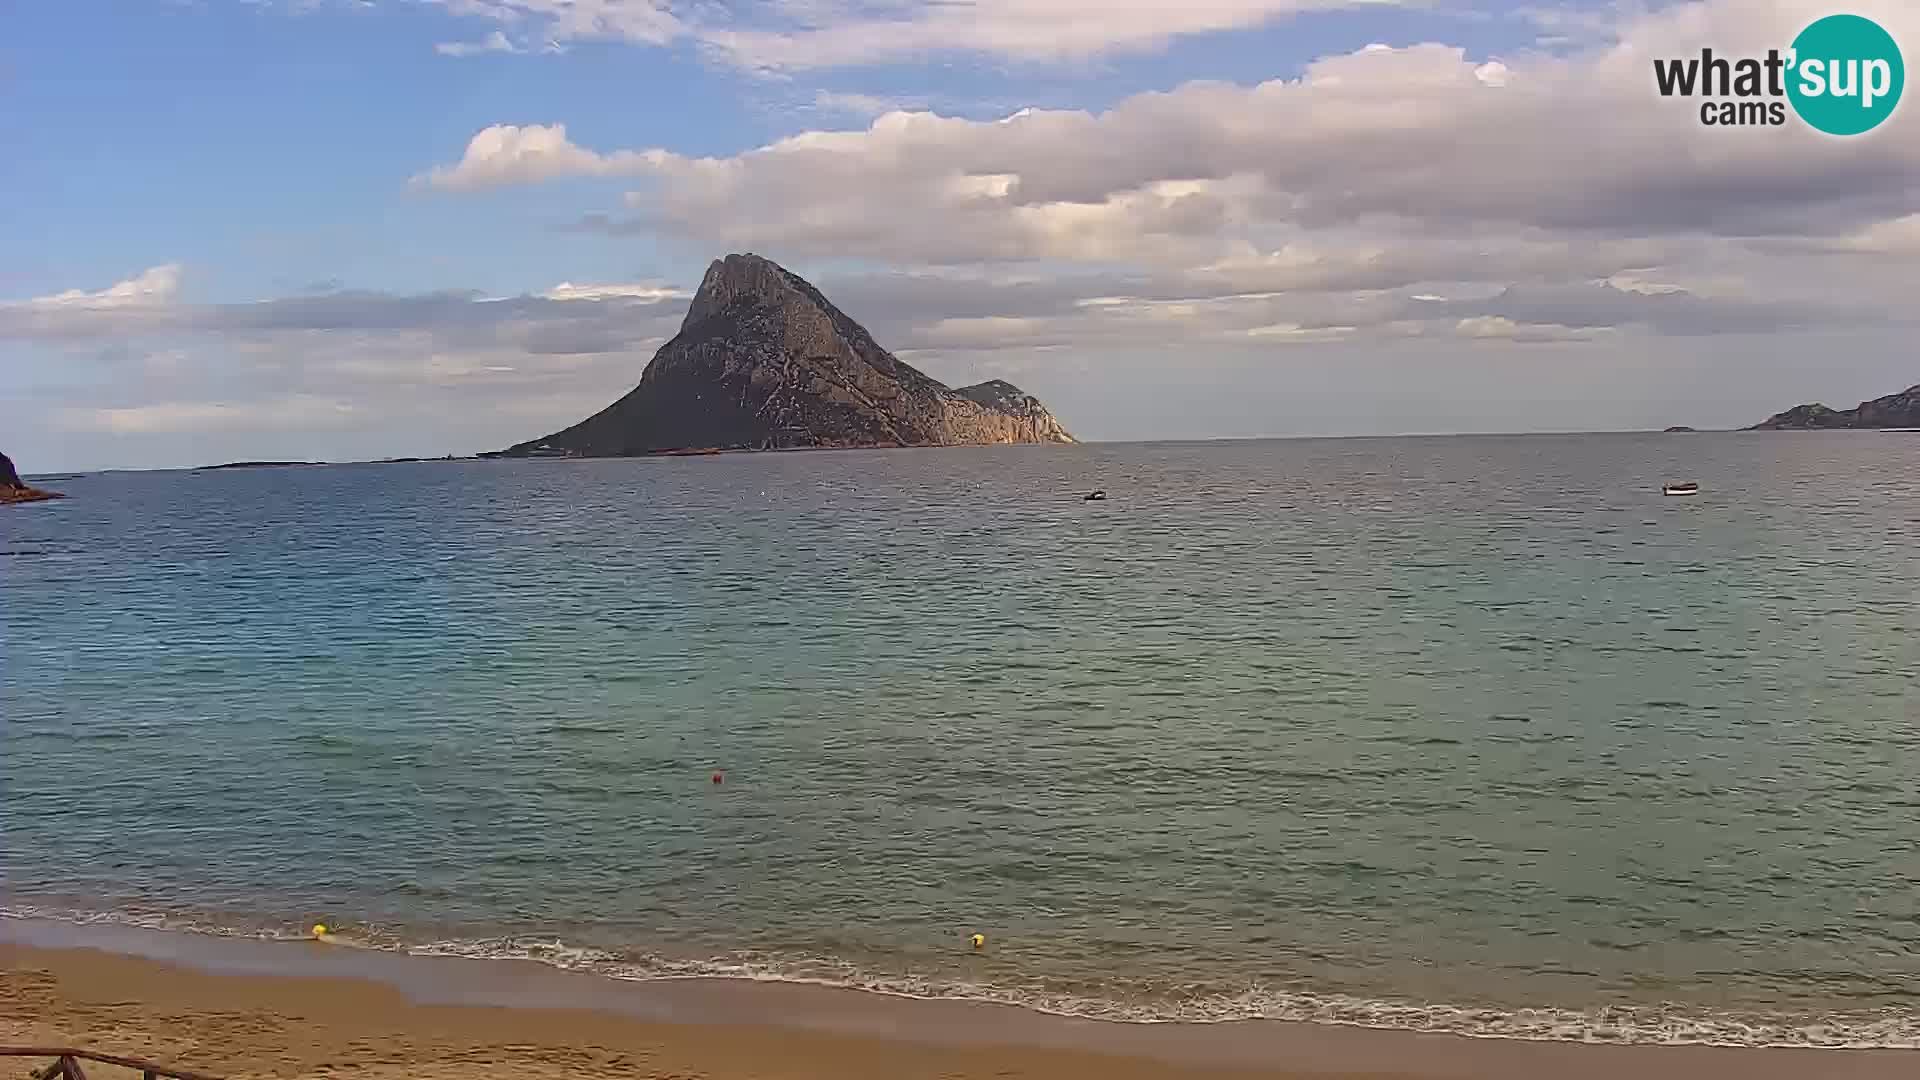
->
[1,919,1915,1079]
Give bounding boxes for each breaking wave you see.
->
[5,905,1917,1049]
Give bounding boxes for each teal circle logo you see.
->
[1788,14,1904,135]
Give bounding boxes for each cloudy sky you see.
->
[6,0,1917,471]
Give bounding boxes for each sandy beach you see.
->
[0,940,1310,1080]
[3,921,1917,1080]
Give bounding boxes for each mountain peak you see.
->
[501,256,1075,457]
[682,253,812,332]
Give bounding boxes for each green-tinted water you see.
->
[4,434,1917,1043]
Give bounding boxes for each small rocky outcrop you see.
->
[1,450,64,505]
[1748,383,1920,429]
[501,253,1075,457]
[1663,426,1698,433]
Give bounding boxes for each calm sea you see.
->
[4,434,1918,1045]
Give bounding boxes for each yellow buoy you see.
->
[311,924,329,939]
[969,933,986,950]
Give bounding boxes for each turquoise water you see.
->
[4,434,1918,1044]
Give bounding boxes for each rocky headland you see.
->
[500,254,1075,457]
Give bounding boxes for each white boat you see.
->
[1662,481,1700,497]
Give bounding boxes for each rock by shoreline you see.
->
[1,450,65,505]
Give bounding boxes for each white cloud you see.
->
[7,271,689,467]
[1601,271,1688,296]
[1455,315,1611,342]
[396,0,1920,414]
[416,123,669,190]
[424,0,1408,71]
[27,264,183,309]
[700,0,1406,71]
[1244,322,1357,341]
[1,265,189,342]
[15,0,1920,471]
[1821,213,1920,255]
[812,90,913,118]
[427,0,1920,283]
[64,396,359,435]
[540,280,687,301]
[433,0,682,47]
[3,271,657,353]
[436,30,521,55]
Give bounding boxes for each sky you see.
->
[4,0,1918,472]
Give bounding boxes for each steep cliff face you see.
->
[503,254,1075,457]
[947,379,1076,445]
[1748,384,1920,429]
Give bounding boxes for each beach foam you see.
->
[6,905,1915,1050]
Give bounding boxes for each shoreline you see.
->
[7,906,1917,1047]
[4,919,1917,1080]
[25,427,1910,477]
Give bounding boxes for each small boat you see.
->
[1662,481,1700,497]
[1083,489,1107,501]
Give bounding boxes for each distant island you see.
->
[192,456,468,470]
[494,253,1075,458]
[1748,383,1920,430]
[1663,426,1697,433]
[198,460,322,471]
[1,450,65,505]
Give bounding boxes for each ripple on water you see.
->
[4,437,1919,1034]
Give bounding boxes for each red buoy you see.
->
[711,771,724,785]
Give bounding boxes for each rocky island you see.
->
[1748,383,1920,430]
[497,254,1074,457]
[1,450,65,505]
